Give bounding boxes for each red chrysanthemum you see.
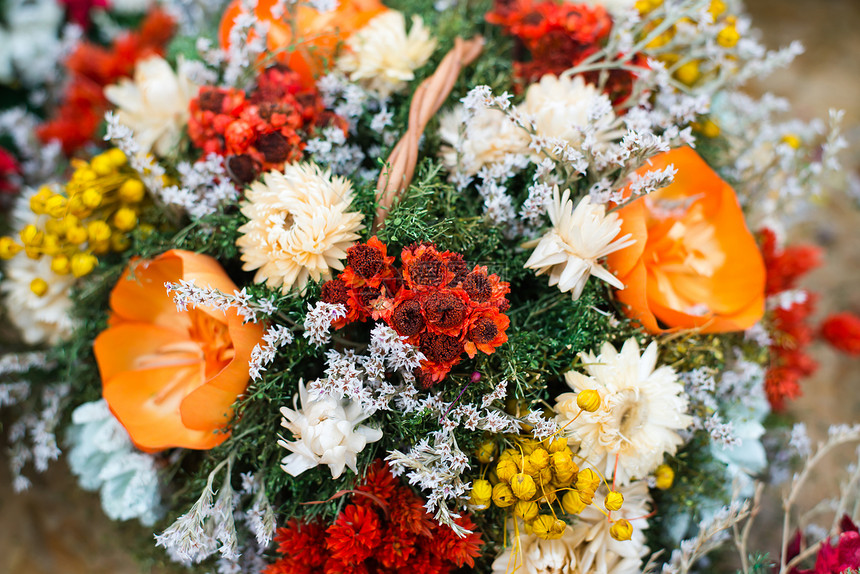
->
[264,519,329,574]
[326,504,383,565]
[433,515,483,568]
[821,312,860,356]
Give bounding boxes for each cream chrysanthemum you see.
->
[520,74,620,154]
[491,520,580,574]
[438,105,530,176]
[568,481,651,574]
[523,188,635,300]
[337,11,436,98]
[278,380,383,479]
[1,255,75,345]
[236,162,364,293]
[104,55,197,156]
[555,338,692,484]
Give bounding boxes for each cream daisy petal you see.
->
[555,337,693,485]
[337,11,437,98]
[236,162,365,294]
[524,187,635,300]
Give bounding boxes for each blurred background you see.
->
[1,0,859,572]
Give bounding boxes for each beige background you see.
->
[2,1,860,572]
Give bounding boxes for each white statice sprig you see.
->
[165,279,276,324]
[249,324,295,381]
[303,301,347,348]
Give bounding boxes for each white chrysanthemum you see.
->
[492,520,580,574]
[278,379,383,479]
[555,338,692,484]
[67,400,162,526]
[104,55,197,156]
[569,481,651,574]
[1,255,75,345]
[523,188,635,299]
[236,162,364,293]
[337,11,437,98]
[520,74,620,153]
[438,104,530,176]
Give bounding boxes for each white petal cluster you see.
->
[555,338,693,485]
[105,55,198,156]
[520,73,619,153]
[568,481,652,574]
[236,162,364,293]
[337,11,437,98]
[67,400,162,526]
[438,105,530,177]
[0,0,63,87]
[524,188,635,299]
[1,254,75,345]
[278,380,383,479]
[491,482,651,574]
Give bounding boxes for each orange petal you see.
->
[180,312,264,431]
[109,256,186,332]
[103,363,229,451]
[94,322,190,382]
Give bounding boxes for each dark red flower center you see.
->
[198,88,226,112]
[409,252,446,287]
[226,154,258,184]
[423,292,467,329]
[321,278,349,306]
[256,131,291,163]
[469,317,499,344]
[348,244,385,279]
[420,333,464,364]
[462,271,492,302]
[446,254,469,286]
[392,299,425,337]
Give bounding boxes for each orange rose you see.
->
[606,147,766,334]
[219,0,387,87]
[94,250,264,451]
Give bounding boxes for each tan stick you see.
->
[373,35,485,230]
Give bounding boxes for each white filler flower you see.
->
[524,188,635,300]
[555,338,692,485]
[278,380,383,479]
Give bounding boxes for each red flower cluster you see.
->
[788,516,860,574]
[187,66,345,184]
[265,460,483,574]
[37,9,175,155]
[486,0,644,100]
[0,147,20,202]
[760,228,822,410]
[820,312,860,356]
[60,0,108,29]
[321,238,511,385]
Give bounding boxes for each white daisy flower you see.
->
[555,338,692,484]
[523,188,635,299]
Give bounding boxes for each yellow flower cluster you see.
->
[469,435,631,542]
[637,0,741,88]
[0,149,147,292]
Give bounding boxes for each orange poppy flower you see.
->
[219,0,387,87]
[606,147,766,334]
[94,250,264,451]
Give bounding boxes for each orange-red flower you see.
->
[606,147,766,333]
[94,250,264,451]
[219,0,387,87]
